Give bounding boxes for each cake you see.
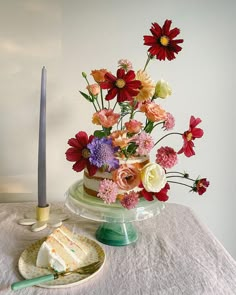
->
[36,225,88,272]
[65,20,209,210]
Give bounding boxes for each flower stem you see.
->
[113,101,118,111]
[100,89,104,109]
[143,54,152,71]
[167,180,193,189]
[154,132,182,146]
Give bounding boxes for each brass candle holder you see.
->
[18,204,68,232]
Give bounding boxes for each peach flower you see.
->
[90,69,108,83]
[109,130,131,149]
[144,102,167,122]
[125,119,143,133]
[86,83,100,96]
[92,109,120,128]
[112,164,140,190]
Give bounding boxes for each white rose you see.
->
[141,162,167,192]
[155,79,172,99]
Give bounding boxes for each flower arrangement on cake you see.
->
[65,19,210,210]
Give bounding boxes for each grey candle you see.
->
[38,67,47,208]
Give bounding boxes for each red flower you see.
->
[139,183,170,202]
[178,116,204,157]
[193,178,210,195]
[65,131,97,176]
[143,20,184,61]
[100,68,141,102]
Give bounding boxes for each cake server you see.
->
[11,260,102,291]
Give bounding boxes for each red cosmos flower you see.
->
[193,178,210,195]
[100,68,141,102]
[139,183,170,202]
[178,116,204,157]
[65,131,97,176]
[143,19,184,61]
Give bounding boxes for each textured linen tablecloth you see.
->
[0,202,236,295]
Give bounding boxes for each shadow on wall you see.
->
[0,175,36,202]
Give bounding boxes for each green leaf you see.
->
[94,130,106,138]
[144,121,154,133]
[79,91,93,102]
[126,142,137,155]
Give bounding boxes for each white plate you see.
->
[18,236,105,288]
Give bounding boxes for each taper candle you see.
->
[38,67,47,208]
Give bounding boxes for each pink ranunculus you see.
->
[112,164,140,191]
[144,102,167,122]
[93,109,120,128]
[156,146,178,169]
[86,83,100,96]
[125,119,143,133]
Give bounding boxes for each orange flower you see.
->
[125,119,142,133]
[109,130,131,149]
[135,70,155,102]
[92,109,120,128]
[144,102,167,122]
[90,69,108,83]
[112,164,140,190]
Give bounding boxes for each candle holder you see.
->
[18,204,69,232]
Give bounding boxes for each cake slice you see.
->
[36,225,88,272]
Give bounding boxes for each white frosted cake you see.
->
[83,156,149,198]
[36,225,88,272]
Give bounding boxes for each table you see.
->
[0,202,236,295]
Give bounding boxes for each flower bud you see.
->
[82,72,87,78]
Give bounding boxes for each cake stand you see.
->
[65,180,165,246]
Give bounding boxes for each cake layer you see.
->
[83,156,149,197]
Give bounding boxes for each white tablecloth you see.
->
[0,202,236,295]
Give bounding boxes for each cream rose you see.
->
[154,79,172,99]
[141,162,167,192]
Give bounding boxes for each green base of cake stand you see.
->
[95,222,138,246]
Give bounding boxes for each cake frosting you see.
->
[83,156,149,198]
[36,225,88,272]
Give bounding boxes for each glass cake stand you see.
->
[65,180,165,246]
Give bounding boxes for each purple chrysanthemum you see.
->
[87,137,119,171]
[98,179,118,204]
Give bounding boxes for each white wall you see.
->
[1,0,235,259]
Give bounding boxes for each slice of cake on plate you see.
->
[36,225,89,272]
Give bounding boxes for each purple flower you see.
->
[87,137,119,171]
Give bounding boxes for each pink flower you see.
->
[86,83,100,96]
[164,112,175,130]
[98,179,118,204]
[118,59,133,71]
[178,116,204,157]
[156,146,178,169]
[125,119,143,133]
[133,131,154,156]
[112,164,140,190]
[92,109,120,128]
[120,191,139,209]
